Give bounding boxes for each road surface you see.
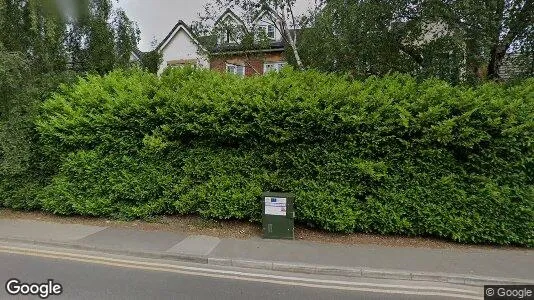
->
[0,244,482,300]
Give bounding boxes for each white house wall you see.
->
[254,15,283,42]
[411,22,451,47]
[158,28,209,75]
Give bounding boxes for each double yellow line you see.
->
[0,245,482,299]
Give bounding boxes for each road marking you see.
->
[0,246,482,299]
[0,245,480,294]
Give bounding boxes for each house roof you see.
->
[210,28,303,55]
[156,20,206,52]
[211,40,285,55]
[130,48,146,63]
[153,10,299,56]
[132,48,145,59]
[214,8,247,28]
[252,9,273,24]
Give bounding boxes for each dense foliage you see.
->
[298,0,533,83]
[0,0,140,75]
[24,68,534,247]
[0,44,77,209]
[0,0,139,210]
[139,50,163,74]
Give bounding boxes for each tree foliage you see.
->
[433,0,533,79]
[0,43,28,115]
[113,8,140,69]
[65,0,140,74]
[300,0,533,83]
[0,42,77,209]
[0,0,139,209]
[0,44,32,177]
[139,49,163,74]
[0,0,140,74]
[0,0,67,73]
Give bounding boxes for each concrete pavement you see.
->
[0,219,532,286]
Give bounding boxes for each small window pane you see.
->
[264,64,275,74]
[264,62,286,74]
[226,30,231,43]
[267,25,275,39]
[227,64,245,77]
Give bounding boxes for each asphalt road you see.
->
[0,251,481,300]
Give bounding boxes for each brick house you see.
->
[151,8,288,76]
[208,9,288,76]
[210,51,286,76]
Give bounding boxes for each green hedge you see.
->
[29,67,534,246]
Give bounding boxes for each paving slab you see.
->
[166,235,221,256]
[210,238,534,280]
[77,228,187,252]
[0,219,104,242]
[1,219,532,283]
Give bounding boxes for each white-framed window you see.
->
[219,28,238,45]
[263,62,286,74]
[225,29,234,44]
[267,25,275,39]
[258,24,276,40]
[219,28,234,44]
[226,64,246,77]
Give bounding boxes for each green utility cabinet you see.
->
[262,192,295,240]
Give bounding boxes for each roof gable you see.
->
[252,10,274,24]
[214,8,246,28]
[157,20,205,52]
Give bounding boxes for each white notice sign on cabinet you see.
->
[265,197,287,216]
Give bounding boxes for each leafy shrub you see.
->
[34,67,534,246]
[0,48,77,210]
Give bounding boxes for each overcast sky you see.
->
[116,0,315,51]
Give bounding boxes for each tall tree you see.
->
[0,43,30,176]
[0,43,28,120]
[0,42,74,178]
[66,0,139,74]
[113,8,140,69]
[0,0,67,73]
[86,0,115,74]
[300,0,533,83]
[300,0,469,82]
[0,0,29,52]
[427,0,533,79]
[1,0,139,75]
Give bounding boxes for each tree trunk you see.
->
[278,8,304,70]
[487,0,506,80]
[287,34,304,70]
[487,44,507,79]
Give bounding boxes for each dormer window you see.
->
[258,25,276,40]
[226,29,232,43]
[219,27,238,45]
[267,25,275,39]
